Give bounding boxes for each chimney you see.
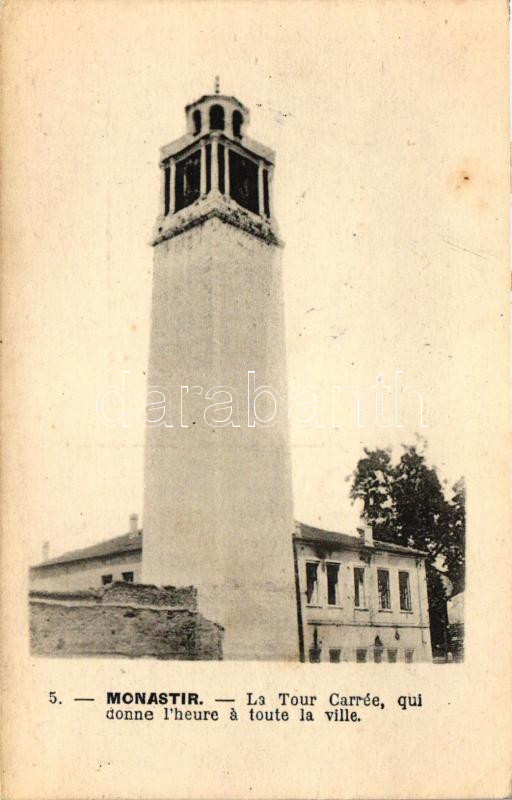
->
[129,513,139,535]
[358,526,374,548]
[42,541,50,562]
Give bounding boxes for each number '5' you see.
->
[49,691,57,704]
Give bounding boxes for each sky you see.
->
[2,1,507,564]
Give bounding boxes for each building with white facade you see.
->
[29,515,142,592]
[294,523,432,662]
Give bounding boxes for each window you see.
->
[405,649,414,663]
[399,571,412,611]
[378,569,391,610]
[175,150,201,211]
[218,143,225,193]
[263,168,270,217]
[192,109,202,135]
[205,143,211,193]
[356,648,367,663]
[354,567,365,608]
[387,649,397,663]
[209,104,225,131]
[122,572,134,583]
[326,563,340,606]
[309,648,321,663]
[164,163,171,215]
[374,648,383,663]
[329,648,341,663]
[229,150,259,214]
[101,574,113,585]
[232,109,243,138]
[305,562,319,605]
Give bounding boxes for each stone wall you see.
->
[29,582,223,660]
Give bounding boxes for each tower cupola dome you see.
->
[185,94,249,139]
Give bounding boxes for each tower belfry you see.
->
[152,91,276,247]
[142,90,298,660]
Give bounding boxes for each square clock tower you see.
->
[142,86,298,661]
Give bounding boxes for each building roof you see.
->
[32,519,426,571]
[295,522,428,557]
[32,530,142,569]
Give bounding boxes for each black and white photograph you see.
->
[26,81,466,664]
[2,2,509,798]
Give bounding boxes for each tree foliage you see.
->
[444,477,465,595]
[350,445,465,630]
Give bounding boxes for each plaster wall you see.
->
[30,551,142,592]
[296,541,432,662]
[142,218,298,660]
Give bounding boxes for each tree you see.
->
[349,447,396,539]
[349,444,465,652]
[444,478,465,596]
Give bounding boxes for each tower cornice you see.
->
[152,191,282,247]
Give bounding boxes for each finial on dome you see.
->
[214,75,220,94]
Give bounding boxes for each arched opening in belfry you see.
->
[232,110,243,138]
[192,109,202,135]
[209,104,225,131]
